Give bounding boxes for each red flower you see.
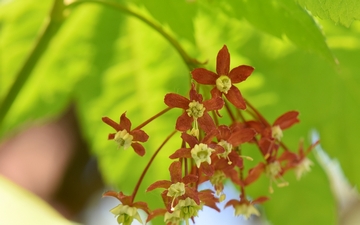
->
[249,110,300,140]
[225,196,268,219]
[146,161,199,210]
[169,131,223,176]
[247,110,300,158]
[216,124,256,165]
[102,112,149,156]
[244,160,288,193]
[191,45,254,109]
[278,139,319,180]
[164,83,223,134]
[103,191,150,224]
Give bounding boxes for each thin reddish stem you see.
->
[244,99,271,127]
[134,107,172,130]
[237,147,246,198]
[235,108,246,123]
[279,141,290,151]
[131,130,177,202]
[211,110,219,126]
[224,101,236,122]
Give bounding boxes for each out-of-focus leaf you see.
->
[135,0,197,43]
[312,131,360,225]
[69,4,191,221]
[296,0,360,27]
[0,175,79,225]
[214,0,336,63]
[237,19,360,225]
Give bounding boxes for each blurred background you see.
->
[1,0,360,224]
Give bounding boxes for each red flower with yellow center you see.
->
[102,112,149,156]
[164,83,223,134]
[191,45,254,109]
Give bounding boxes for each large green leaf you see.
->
[296,0,360,27]
[212,0,336,63]
[2,0,360,225]
[135,0,198,43]
[0,175,80,225]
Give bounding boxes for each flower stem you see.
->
[244,99,271,127]
[0,0,66,127]
[237,146,246,197]
[131,130,177,202]
[224,101,236,122]
[134,107,172,130]
[65,0,201,71]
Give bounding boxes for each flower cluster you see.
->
[102,45,317,224]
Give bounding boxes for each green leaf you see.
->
[0,175,79,225]
[296,0,360,27]
[137,0,198,43]
[218,0,336,63]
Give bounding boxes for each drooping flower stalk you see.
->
[133,107,172,130]
[131,130,177,203]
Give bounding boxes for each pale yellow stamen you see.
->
[216,75,232,94]
[186,101,205,119]
[234,203,260,219]
[265,161,288,193]
[271,125,283,141]
[167,182,185,211]
[191,143,215,168]
[217,140,233,164]
[114,130,133,150]
[294,157,313,180]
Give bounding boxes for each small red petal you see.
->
[199,189,220,212]
[228,128,256,146]
[201,162,214,177]
[146,208,167,223]
[224,199,240,208]
[217,125,231,141]
[189,84,203,102]
[181,133,199,147]
[228,151,244,168]
[198,113,216,134]
[119,112,132,131]
[131,129,149,142]
[216,45,230,75]
[146,180,172,192]
[191,68,218,84]
[169,161,182,183]
[132,201,151,214]
[210,88,222,101]
[108,133,115,140]
[273,111,300,129]
[182,174,198,184]
[202,128,219,144]
[102,117,121,131]
[185,187,200,204]
[225,168,243,186]
[102,190,119,199]
[225,86,246,109]
[176,112,193,132]
[228,65,254,83]
[131,142,146,156]
[169,148,191,159]
[252,196,270,204]
[198,113,216,133]
[203,96,224,111]
[164,93,190,109]
[244,163,265,186]
[245,121,265,134]
[278,151,297,162]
